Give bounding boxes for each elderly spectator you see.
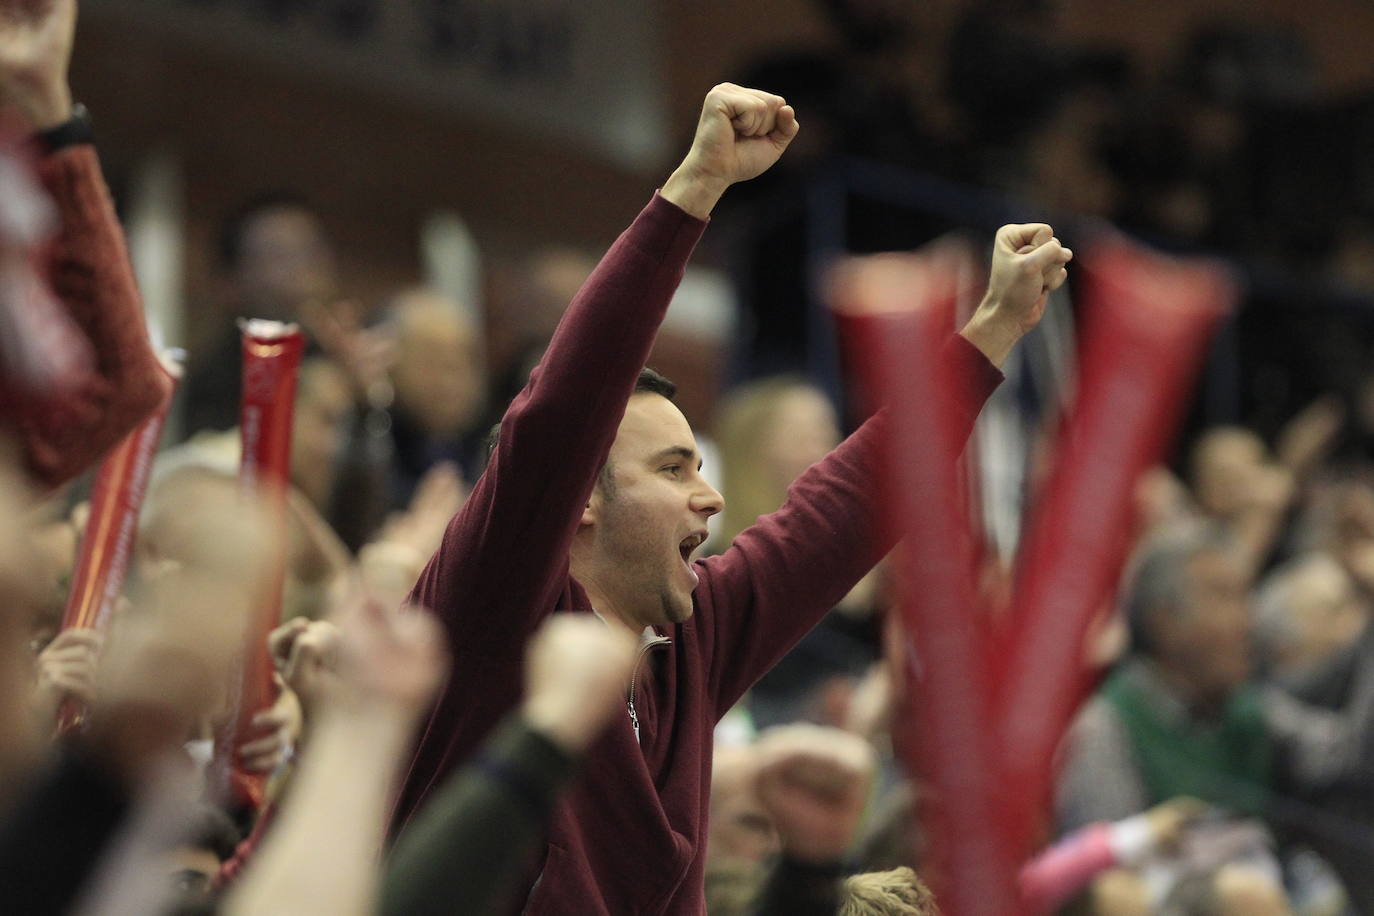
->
[1057,524,1374,910]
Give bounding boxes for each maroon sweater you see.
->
[0,146,172,488]
[394,194,1002,914]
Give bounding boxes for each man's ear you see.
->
[580,490,600,528]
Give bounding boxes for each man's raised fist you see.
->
[661,82,800,220]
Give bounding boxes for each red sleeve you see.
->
[9,146,171,488]
[693,334,1002,716]
[1017,822,1118,914]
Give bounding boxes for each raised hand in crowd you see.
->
[752,724,877,865]
[1276,394,1345,484]
[660,82,800,220]
[0,0,75,128]
[268,614,342,729]
[222,593,446,916]
[379,615,637,916]
[520,614,639,754]
[30,625,100,722]
[298,298,396,410]
[236,674,302,774]
[359,461,467,607]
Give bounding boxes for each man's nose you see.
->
[693,482,724,518]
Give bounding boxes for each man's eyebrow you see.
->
[651,446,702,470]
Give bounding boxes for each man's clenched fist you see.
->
[960,223,1073,367]
[661,83,800,220]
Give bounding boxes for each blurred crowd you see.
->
[6,0,1374,915]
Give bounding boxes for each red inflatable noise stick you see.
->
[55,355,182,733]
[214,319,304,811]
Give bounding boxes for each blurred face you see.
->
[1286,563,1366,670]
[1162,550,1252,700]
[761,388,841,493]
[165,846,222,903]
[708,748,779,865]
[234,207,336,318]
[291,361,352,509]
[390,301,485,437]
[574,394,723,629]
[1192,430,1265,520]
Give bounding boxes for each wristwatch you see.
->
[34,103,94,154]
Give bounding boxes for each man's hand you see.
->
[31,626,100,719]
[520,615,638,755]
[960,223,1073,368]
[299,300,396,409]
[751,724,876,864]
[660,83,800,220]
[238,675,301,773]
[278,618,342,721]
[329,594,448,720]
[0,0,76,130]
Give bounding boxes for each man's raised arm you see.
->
[407,83,799,649]
[698,225,1072,712]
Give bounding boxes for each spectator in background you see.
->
[381,286,488,500]
[1057,524,1374,911]
[1254,552,1367,688]
[181,194,339,437]
[165,805,241,908]
[712,375,882,729]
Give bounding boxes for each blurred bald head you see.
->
[385,288,486,439]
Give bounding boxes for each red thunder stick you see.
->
[219,319,304,809]
[831,245,1019,916]
[992,235,1235,860]
[56,357,182,732]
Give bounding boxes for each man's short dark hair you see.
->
[218,192,319,271]
[483,367,677,494]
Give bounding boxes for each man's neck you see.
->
[575,577,643,640]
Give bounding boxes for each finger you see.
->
[1045,267,1069,292]
[238,732,283,758]
[769,105,800,145]
[47,629,103,652]
[269,618,310,660]
[1021,238,1067,273]
[252,708,286,730]
[999,223,1053,252]
[721,90,779,137]
[240,751,283,773]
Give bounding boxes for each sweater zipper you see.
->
[627,635,671,744]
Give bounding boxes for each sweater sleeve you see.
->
[12,146,171,489]
[379,718,576,916]
[694,334,1001,716]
